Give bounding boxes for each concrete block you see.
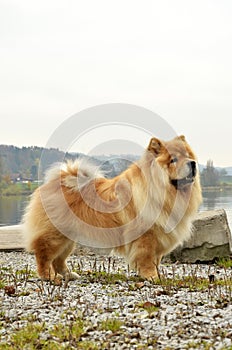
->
[0,225,23,251]
[169,209,232,263]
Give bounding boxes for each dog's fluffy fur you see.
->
[22,136,202,280]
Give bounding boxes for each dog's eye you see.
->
[170,157,178,164]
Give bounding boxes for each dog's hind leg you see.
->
[32,231,76,280]
[34,247,56,281]
[35,255,55,281]
[52,240,78,280]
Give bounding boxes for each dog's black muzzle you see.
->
[171,161,197,189]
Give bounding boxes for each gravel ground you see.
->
[0,251,232,350]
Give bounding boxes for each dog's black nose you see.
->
[189,161,196,176]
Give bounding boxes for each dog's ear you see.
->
[148,137,163,156]
[176,135,186,142]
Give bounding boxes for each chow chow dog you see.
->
[22,136,202,280]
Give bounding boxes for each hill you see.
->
[0,145,74,180]
[0,145,138,181]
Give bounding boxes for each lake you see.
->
[0,196,29,226]
[200,190,232,229]
[0,191,232,230]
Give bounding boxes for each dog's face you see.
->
[148,135,198,190]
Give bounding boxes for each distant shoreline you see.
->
[1,184,232,197]
[0,192,33,197]
[0,182,38,197]
[202,185,232,192]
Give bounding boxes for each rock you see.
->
[0,225,23,251]
[169,209,232,263]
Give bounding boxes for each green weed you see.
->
[100,318,123,333]
[49,318,84,343]
[216,257,232,269]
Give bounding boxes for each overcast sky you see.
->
[0,0,232,166]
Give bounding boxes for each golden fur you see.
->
[22,136,202,280]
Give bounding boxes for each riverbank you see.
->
[1,182,232,197]
[0,251,232,349]
[202,185,232,192]
[0,182,39,196]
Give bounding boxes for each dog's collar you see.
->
[171,176,194,189]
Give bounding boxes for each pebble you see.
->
[0,251,231,349]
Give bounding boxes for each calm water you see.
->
[0,196,29,226]
[200,190,232,230]
[0,191,232,229]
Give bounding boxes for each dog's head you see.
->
[148,135,198,190]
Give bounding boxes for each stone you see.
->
[169,209,232,263]
[0,225,23,250]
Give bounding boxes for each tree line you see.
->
[0,145,74,182]
[200,160,231,187]
[0,145,231,190]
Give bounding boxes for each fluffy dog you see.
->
[22,136,202,280]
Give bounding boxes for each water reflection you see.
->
[0,197,29,226]
[201,190,232,229]
[201,191,220,211]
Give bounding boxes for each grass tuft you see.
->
[100,318,123,333]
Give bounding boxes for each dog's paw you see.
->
[39,273,63,283]
[69,271,79,280]
[139,269,159,281]
[64,271,79,281]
